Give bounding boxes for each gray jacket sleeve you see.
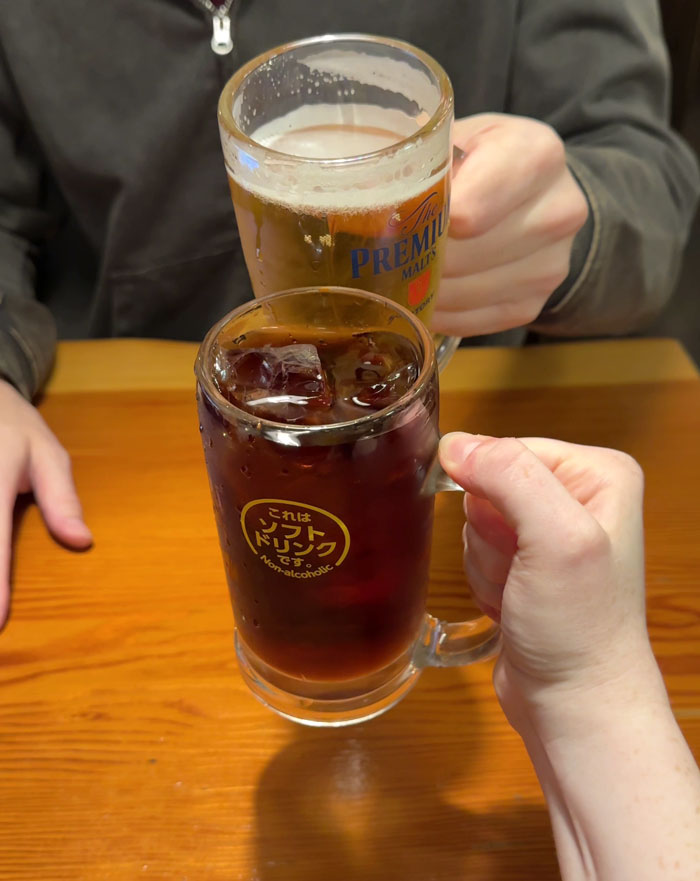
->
[511,0,700,336]
[0,47,56,399]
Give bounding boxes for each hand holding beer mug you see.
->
[195,288,499,726]
[217,35,459,368]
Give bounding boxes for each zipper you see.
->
[191,0,237,55]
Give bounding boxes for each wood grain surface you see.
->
[1,340,699,880]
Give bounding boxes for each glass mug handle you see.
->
[414,457,502,668]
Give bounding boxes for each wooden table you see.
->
[1,338,699,881]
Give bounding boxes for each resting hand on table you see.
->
[0,379,91,628]
[440,433,700,881]
[432,114,589,338]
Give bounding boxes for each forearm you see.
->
[0,42,58,398]
[0,291,56,398]
[534,144,699,337]
[518,663,700,880]
[511,0,700,337]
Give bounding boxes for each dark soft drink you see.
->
[198,326,438,681]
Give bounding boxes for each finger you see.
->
[444,202,546,279]
[0,486,13,628]
[466,494,518,557]
[515,437,645,534]
[431,240,574,337]
[464,552,504,622]
[431,295,544,338]
[465,520,514,585]
[439,433,595,550]
[451,116,565,238]
[452,434,643,535]
[437,239,573,313]
[0,443,27,628]
[29,441,92,548]
[443,172,587,279]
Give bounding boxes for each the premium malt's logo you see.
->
[348,189,449,285]
[241,499,350,579]
[408,268,432,307]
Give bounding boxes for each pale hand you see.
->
[438,433,659,731]
[0,379,91,628]
[433,114,589,338]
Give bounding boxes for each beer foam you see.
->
[252,106,419,158]
[294,47,439,113]
[221,104,450,213]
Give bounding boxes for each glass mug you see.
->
[195,287,500,727]
[217,33,460,368]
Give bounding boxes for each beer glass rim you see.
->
[195,286,437,442]
[218,32,454,167]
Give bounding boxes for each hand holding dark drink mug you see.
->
[439,433,700,881]
[438,433,655,727]
[195,287,499,726]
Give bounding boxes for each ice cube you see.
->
[354,361,419,409]
[334,331,420,412]
[213,343,333,422]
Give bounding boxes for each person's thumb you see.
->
[439,432,593,553]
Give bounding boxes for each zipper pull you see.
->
[211,14,234,55]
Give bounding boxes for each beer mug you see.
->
[217,34,459,368]
[195,287,500,727]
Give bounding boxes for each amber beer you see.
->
[218,35,454,339]
[227,113,450,326]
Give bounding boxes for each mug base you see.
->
[234,632,422,727]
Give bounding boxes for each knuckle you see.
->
[494,299,526,329]
[607,449,645,488]
[481,437,530,476]
[452,205,488,239]
[559,517,610,567]
[497,297,544,329]
[519,297,548,326]
[547,261,571,290]
[569,192,589,231]
[533,254,571,294]
[56,445,72,470]
[37,436,71,470]
[539,194,588,240]
[530,124,565,175]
